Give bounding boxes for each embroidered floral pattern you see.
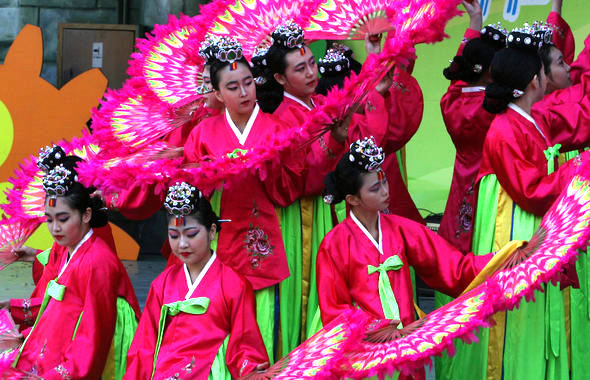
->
[244,224,274,268]
[455,185,474,238]
[240,359,250,376]
[163,357,196,379]
[23,298,33,325]
[318,135,335,159]
[54,364,72,379]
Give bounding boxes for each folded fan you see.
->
[0,218,41,270]
[242,309,368,379]
[306,0,397,40]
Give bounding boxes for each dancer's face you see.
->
[168,214,216,267]
[214,62,256,116]
[545,46,571,93]
[44,196,91,249]
[202,66,223,109]
[346,169,390,212]
[274,45,318,99]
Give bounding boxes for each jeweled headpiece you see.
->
[507,24,544,51]
[480,23,507,50]
[530,21,554,46]
[199,34,222,64]
[319,48,350,77]
[37,145,66,173]
[165,182,201,226]
[348,137,385,172]
[213,37,243,69]
[42,165,76,207]
[272,20,305,50]
[252,45,270,85]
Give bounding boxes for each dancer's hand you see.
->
[376,66,395,96]
[365,33,383,55]
[13,245,37,263]
[254,362,270,372]
[462,0,482,32]
[0,300,10,310]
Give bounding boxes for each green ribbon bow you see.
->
[13,279,66,366]
[368,255,404,328]
[152,297,210,379]
[544,143,562,175]
[46,280,65,301]
[227,148,248,159]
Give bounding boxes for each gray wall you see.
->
[0,0,208,86]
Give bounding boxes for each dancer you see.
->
[317,137,492,380]
[1,147,140,380]
[263,21,424,346]
[124,182,268,379]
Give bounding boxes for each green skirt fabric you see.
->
[208,335,231,380]
[279,200,303,357]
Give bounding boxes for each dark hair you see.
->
[46,156,108,228]
[443,38,498,82]
[323,154,365,204]
[166,195,221,232]
[539,44,557,76]
[209,57,252,91]
[483,47,542,114]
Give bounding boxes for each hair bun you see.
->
[483,82,514,113]
[322,171,346,205]
[88,195,108,228]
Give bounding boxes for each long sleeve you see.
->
[534,71,590,152]
[378,68,423,154]
[484,122,582,216]
[317,236,354,326]
[42,260,119,380]
[124,283,162,380]
[547,11,575,64]
[224,273,269,377]
[400,219,491,298]
[10,246,60,328]
[107,182,165,221]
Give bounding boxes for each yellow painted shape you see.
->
[0,100,13,168]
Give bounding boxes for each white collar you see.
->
[59,228,93,278]
[461,86,486,93]
[350,211,383,255]
[283,91,315,111]
[225,104,259,146]
[183,252,216,300]
[508,103,547,141]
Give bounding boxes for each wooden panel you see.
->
[58,23,138,89]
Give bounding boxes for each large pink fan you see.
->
[490,156,590,311]
[128,14,204,107]
[128,0,237,108]
[242,309,367,379]
[306,0,396,40]
[0,218,42,270]
[1,134,100,221]
[0,310,22,370]
[206,0,324,59]
[90,79,181,157]
[78,0,464,197]
[335,284,498,379]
